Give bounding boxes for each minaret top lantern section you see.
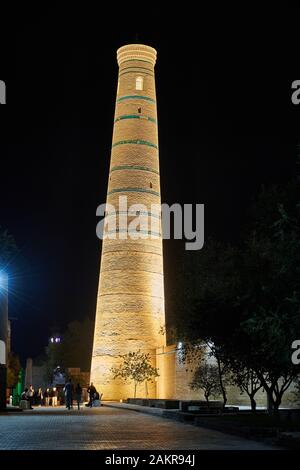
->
[117,44,157,67]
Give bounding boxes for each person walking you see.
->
[27,385,34,409]
[44,388,50,406]
[51,387,58,407]
[64,379,73,410]
[36,387,43,406]
[87,382,96,408]
[75,383,82,410]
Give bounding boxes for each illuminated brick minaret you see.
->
[90,44,165,400]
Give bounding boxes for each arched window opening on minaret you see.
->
[150,182,153,188]
[135,76,144,90]
[138,107,142,114]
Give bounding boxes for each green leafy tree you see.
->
[111,350,159,398]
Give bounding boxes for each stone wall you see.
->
[156,345,202,400]
[156,344,299,409]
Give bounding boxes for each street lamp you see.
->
[0,271,8,409]
[0,272,8,290]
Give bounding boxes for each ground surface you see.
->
[0,405,279,450]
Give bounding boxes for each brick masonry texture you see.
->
[90,44,165,400]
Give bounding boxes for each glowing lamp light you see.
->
[0,271,8,291]
[50,336,61,344]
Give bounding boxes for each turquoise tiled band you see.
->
[110,165,159,175]
[114,114,157,124]
[105,210,161,219]
[107,187,160,197]
[119,65,153,73]
[104,228,161,237]
[112,139,158,149]
[119,70,154,77]
[120,59,154,65]
[116,95,156,104]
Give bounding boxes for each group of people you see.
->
[21,381,101,410]
[21,385,59,407]
[63,380,100,410]
[63,379,82,410]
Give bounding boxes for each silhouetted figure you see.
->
[75,383,82,410]
[64,379,73,410]
[44,388,50,406]
[27,385,34,409]
[35,387,43,406]
[87,382,97,407]
[21,388,29,401]
[51,387,58,406]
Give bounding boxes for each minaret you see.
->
[90,44,165,400]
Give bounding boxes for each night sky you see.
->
[0,9,299,364]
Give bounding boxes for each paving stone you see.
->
[0,405,278,450]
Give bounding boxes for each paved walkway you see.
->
[0,405,278,450]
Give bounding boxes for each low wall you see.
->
[156,345,299,409]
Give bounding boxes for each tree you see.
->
[67,372,87,387]
[175,240,241,410]
[44,341,64,383]
[240,306,300,414]
[230,364,263,412]
[175,181,300,414]
[293,376,300,405]
[190,362,221,408]
[236,183,300,413]
[7,352,21,388]
[207,343,232,410]
[111,350,159,398]
[44,316,94,383]
[61,317,94,371]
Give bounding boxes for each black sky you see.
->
[0,8,299,363]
